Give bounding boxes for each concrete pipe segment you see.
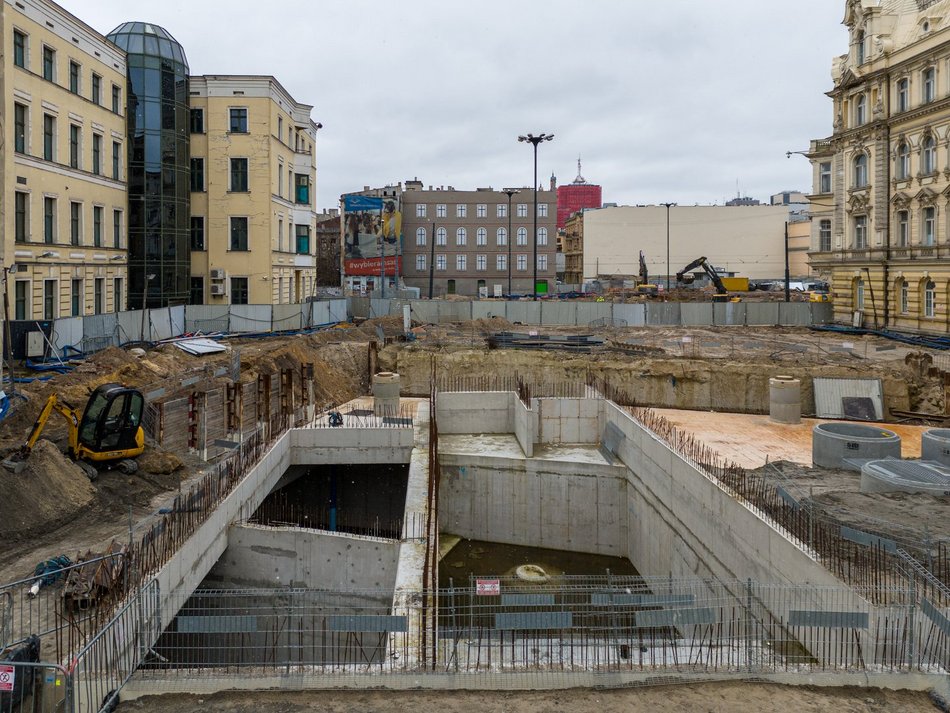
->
[812,422,901,470]
[921,428,950,466]
[373,371,401,417]
[769,375,801,425]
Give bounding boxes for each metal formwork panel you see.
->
[813,377,884,420]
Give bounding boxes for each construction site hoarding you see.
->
[342,194,403,277]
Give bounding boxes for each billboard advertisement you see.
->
[343,194,402,276]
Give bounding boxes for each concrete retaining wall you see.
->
[290,427,414,465]
[537,398,599,444]
[436,392,513,434]
[513,398,537,458]
[209,523,399,590]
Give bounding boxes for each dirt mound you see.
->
[0,439,95,541]
[471,316,514,333]
[137,447,183,476]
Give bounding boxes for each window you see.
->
[897,211,909,246]
[516,254,527,271]
[476,204,487,218]
[516,227,528,246]
[295,174,309,204]
[13,30,26,68]
[853,153,868,187]
[94,279,104,315]
[496,254,507,271]
[416,204,427,218]
[476,227,487,246]
[112,84,121,114]
[43,114,55,161]
[113,210,122,248]
[456,227,467,246]
[92,134,102,175]
[922,136,937,174]
[93,206,102,247]
[43,280,56,320]
[190,108,204,134]
[896,280,908,313]
[416,254,426,271]
[855,94,866,125]
[69,125,80,169]
[925,280,936,317]
[68,61,80,94]
[113,278,123,312]
[854,214,868,248]
[923,67,936,103]
[456,254,467,271]
[436,227,447,246]
[538,203,548,218]
[295,225,310,254]
[190,158,204,191]
[497,203,507,218]
[230,277,249,305]
[537,254,549,271]
[476,254,487,271]
[91,74,101,105]
[496,227,507,246]
[230,158,248,192]
[897,78,909,112]
[112,141,121,180]
[855,279,865,310]
[229,108,248,133]
[923,206,936,245]
[856,30,865,64]
[15,192,28,243]
[70,202,81,245]
[416,227,426,246]
[15,282,28,321]
[44,197,55,244]
[14,103,26,154]
[230,217,249,251]
[70,279,82,316]
[896,142,910,179]
[516,204,527,218]
[819,162,832,193]
[436,204,446,218]
[42,46,55,81]
[190,277,203,305]
[537,227,548,245]
[190,216,205,250]
[456,204,467,218]
[436,254,447,271]
[819,219,832,251]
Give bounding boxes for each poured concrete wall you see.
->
[208,523,399,590]
[291,427,414,464]
[537,398,599,444]
[436,392,513,434]
[513,398,537,457]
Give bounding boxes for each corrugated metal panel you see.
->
[813,377,884,420]
[788,610,868,629]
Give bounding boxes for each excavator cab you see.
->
[77,384,145,459]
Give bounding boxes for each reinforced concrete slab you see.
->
[653,409,927,468]
[438,434,618,469]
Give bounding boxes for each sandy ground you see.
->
[117,683,942,713]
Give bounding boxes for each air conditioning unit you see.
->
[210,284,226,296]
[210,268,226,281]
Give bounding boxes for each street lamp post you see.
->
[661,203,675,292]
[518,133,554,300]
[503,189,520,295]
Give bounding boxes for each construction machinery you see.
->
[675,256,740,303]
[636,251,659,295]
[3,383,145,478]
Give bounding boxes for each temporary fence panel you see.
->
[272,304,303,332]
[541,301,577,326]
[407,300,439,324]
[185,305,230,334]
[439,301,473,323]
[308,300,331,327]
[81,313,120,353]
[146,307,175,341]
[680,303,714,327]
[0,660,68,713]
[714,302,746,326]
[115,309,144,344]
[229,305,271,334]
[369,299,392,320]
[348,297,371,319]
[612,303,646,327]
[49,316,83,357]
[327,299,347,324]
[506,301,541,325]
[575,301,609,326]
[646,302,681,325]
[779,302,813,327]
[470,301,502,321]
[812,302,834,325]
[746,302,781,326]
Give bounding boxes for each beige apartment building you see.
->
[574,205,796,284]
[188,75,320,305]
[3,0,128,321]
[808,0,950,331]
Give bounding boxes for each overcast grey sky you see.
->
[76,1,848,211]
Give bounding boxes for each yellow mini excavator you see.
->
[3,383,145,478]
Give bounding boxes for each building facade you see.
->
[314,209,340,286]
[4,0,129,321]
[555,159,602,229]
[809,0,950,330]
[188,75,319,305]
[355,180,557,297]
[562,210,586,285]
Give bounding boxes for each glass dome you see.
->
[107,22,188,68]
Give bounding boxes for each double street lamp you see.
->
[502,188,520,295]
[661,202,675,292]
[518,133,554,300]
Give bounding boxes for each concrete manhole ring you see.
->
[515,564,550,583]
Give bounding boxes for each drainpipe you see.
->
[882,72,891,329]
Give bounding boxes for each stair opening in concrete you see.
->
[250,463,410,539]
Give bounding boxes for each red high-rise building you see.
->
[556,158,602,229]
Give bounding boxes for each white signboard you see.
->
[0,665,14,692]
[475,578,500,596]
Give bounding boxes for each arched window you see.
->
[854,278,865,310]
[922,136,937,174]
[924,280,937,318]
[516,227,528,246]
[896,142,910,179]
[496,227,507,246]
[537,227,548,245]
[897,78,910,112]
[476,227,487,246]
[898,279,909,313]
[415,227,426,246]
[855,94,866,125]
[435,227,447,246]
[853,153,868,187]
[923,67,936,103]
[856,30,866,64]
[456,227,466,245]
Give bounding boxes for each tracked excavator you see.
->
[3,383,145,478]
[675,256,739,303]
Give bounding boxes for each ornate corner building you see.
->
[809,0,950,331]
